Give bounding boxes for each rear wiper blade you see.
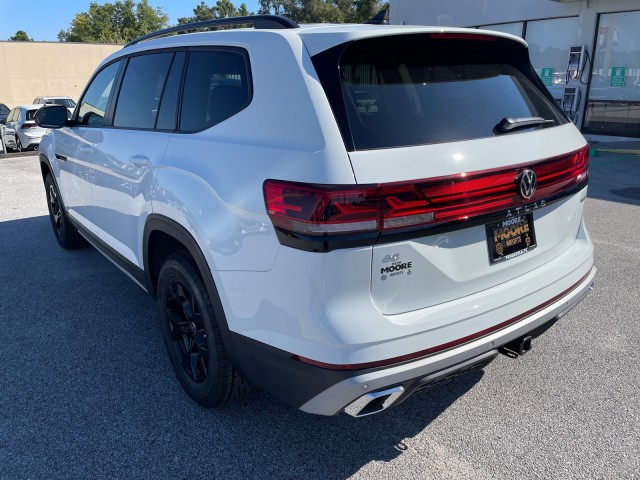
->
[494,117,555,134]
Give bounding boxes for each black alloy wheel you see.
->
[157,252,250,407]
[165,279,210,384]
[48,180,63,238]
[44,173,84,249]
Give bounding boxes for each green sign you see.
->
[540,68,554,86]
[610,66,626,87]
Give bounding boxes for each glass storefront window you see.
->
[478,22,524,38]
[584,11,640,137]
[525,17,580,99]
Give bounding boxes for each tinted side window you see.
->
[78,61,121,126]
[180,50,251,132]
[114,52,174,129]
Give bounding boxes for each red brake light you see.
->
[20,122,36,129]
[428,33,497,42]
[264,146,589,246]
[380,185,433,229]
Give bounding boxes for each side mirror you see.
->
[35,104,69,129]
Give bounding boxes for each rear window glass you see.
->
[318,34,566,150]
[26,109,38,121]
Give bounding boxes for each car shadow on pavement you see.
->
[0,215,483,479]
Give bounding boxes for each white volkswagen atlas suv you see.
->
[35,15,595,417]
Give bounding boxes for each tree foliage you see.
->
[178,1,251,24]
[58,0,169,43]
[258,0,388,23]
[9,30,32,41]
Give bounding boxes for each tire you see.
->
[44,173,85,249]
[157,252,251,407]
[16,136,23,152]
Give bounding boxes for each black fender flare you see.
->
[143,214,241,371]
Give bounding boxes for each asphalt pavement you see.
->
[0,152,638,479]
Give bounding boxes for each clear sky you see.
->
[0,0,262,42]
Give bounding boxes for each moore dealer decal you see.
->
[380,254,413,281]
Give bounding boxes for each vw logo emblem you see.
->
[517,169,537,199]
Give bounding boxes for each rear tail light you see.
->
[264,146,589,250]
[263,183,379,235]
[20,122,37,129]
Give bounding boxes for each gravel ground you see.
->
[0,152,638,479]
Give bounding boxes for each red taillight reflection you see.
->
[263,146,589,238]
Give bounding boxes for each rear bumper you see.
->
[233,266,595,416]
[18,131,43,148]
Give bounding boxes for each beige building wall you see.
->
[0,41,121,108]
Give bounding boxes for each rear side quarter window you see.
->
[179,49,252,132]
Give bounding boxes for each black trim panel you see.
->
[230,333,361,409]
[232,313,560,411]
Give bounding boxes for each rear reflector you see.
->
[264,145,589,244]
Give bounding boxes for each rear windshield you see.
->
[314,34,567,151]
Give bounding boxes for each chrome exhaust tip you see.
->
[344,386,405,417]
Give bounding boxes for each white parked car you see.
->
[35,15,595,417]
[32,96,76,118]
[3,105,46,151]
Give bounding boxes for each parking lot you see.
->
[0,151,638,479]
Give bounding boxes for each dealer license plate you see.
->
[486,213,537,264]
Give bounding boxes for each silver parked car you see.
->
[32,96,76,118]
[3,105,46,151]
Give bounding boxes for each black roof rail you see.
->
[125,15,299,47]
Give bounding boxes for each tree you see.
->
[257,0,388,24]
[178,0,253,24]
[9,30,32,41]
[58,0,169,43]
